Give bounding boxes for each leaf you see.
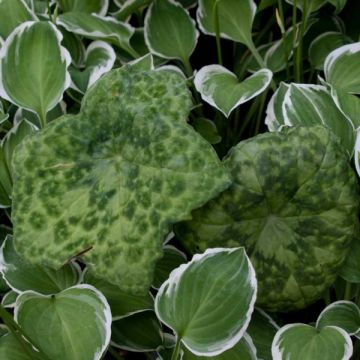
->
[0,235,81,294]
[15,285,112,360]
[175,126,359,311]
[56,0,109,15]
[197,0,256,46]
[12,67,231,294]
[192,118,221,145]
[272,324,353,360]
[70,41,116,94]
[83,268,154,319]
[339,236,360,283]
[328,0,347,13]
[0,0,36,39]
[0,333,43,360]
[56,12,136,57]
[285,0,327,13]
[316,301,360,335]
[194,65,273,117]
[324,42,360,94]
[144,0,198,63]
[61,29,86,67]
[155,248,257,356]
[0,21,71,124]
[1,290,18,308]
[112,310,164,351]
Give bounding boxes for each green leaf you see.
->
[175,127,359,311]
[12,67,231,294]
[0,21,71,125]
[155,248,257,356]
[324,43,360,94]
[327,0,347,13]
[0,0,36,39]
[112,310,164,351]
[285,0,327,13]
[1,290,17,308]
[197,0,256,46]
[339,236,360,283]
[316,301,360,335]
[56,0,109,15]
[194,65,273,117]
[272,324,353,359]
[61,30,86,67]
[70,41,116,94]
[83,268,154,319]
[15,285,112,360]
[0,333,43,360]
[0,235,81,294]
[144,0,198,63]
[192,118,221,145]
[56,12,136,57]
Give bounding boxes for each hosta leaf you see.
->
[272,324,353,360]
[83,268,154,319]
[61,30,86,67]
[155,248,257,356]
[1,290,17,308]
[328,0,347,13]
[197,0,256,46]
[285,0,327,13]
[56,0,109,15]
[316,301,360,335]
[15,285,112,360]
[0,0,36,39]
[0,21,71,124]
[70,41,116,94]
[324,43,360,94]
[112,310,164,352]
[12,67,230,294]
[175,127,359,311]
[0,333,43,360]
[194,65,273,117]
[331,87,360,128]
[144,0,198,63]
[192,118,221,145]
[0,235,81,294]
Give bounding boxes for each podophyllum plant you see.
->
[0,0,359,359]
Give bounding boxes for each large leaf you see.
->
[56,0,109,15]
[12,67,231,294]
[144,0,198,63]
[155,248,257,356]
[175,126,359,311]
[15,285,112,360]
[0,21,71,125]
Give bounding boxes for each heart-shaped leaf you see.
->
[194,65,273,117]
[272,324,353,360]
[56,0,109,15]
[14,285,112,360]
[0,21,71,126]
[155,248,257,356]
[12,67,230,294]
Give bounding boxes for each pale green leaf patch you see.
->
[194,65,273,117]
[56,0,109,16]
[14,285,112,360]
[155,248,257,356]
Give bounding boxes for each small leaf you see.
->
[194,65,273,117]
[272,324,353,360]
[144,0,198,63]
[56,0,109,15]
[1,290,18,308]
[15,285,112,360]
[155,248,257,356]
[324,42,360,94]
[192,117,221,145]
[316,301,360,335]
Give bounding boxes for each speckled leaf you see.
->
[0,333,43,360]
[155,248,257,356]
[272,324,353,360]
[15,285,112,360]
[12,67,230,294]
[56,0,109,15]
[175,126,359,311]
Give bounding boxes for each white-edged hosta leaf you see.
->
[181,334,257,360]
[194,65,272,117]
[309,32,352,70]
[0,235,81,294]
[70,41,116,94]
[61,30,86,67]
[12,67,231,294]
[152,245,187,289]
[111,310,164,352]
[1,290,18,308]
[57,12,136,56]
[0,333,43,360]
[247,308,279,360]
[144,0,198,63]
[282,84,356,155]
[0,21,71,123]
[57,0,109,16]
[156,65,186,78]
[339,236,360,283]
[0,0,36,39]
[128,53,155,71]
[83,268,154,320]
[197,0,256,46]
[316,301,360,335]
[15,285,112,360]
[155,248,257,356]
[192,117,221,144]
[285,0,327,12]
[324,43,360,94]
[272,324,353,360]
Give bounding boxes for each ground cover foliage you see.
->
[0,0,360,359]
